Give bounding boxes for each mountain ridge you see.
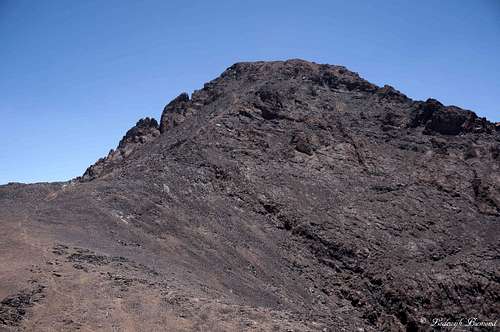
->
[81,59,498,183]
[1,59,499,331]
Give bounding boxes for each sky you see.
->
[1,0,499,184]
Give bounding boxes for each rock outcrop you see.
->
[410,98,494,135]
[159,92,192,133]
[81,117,160,181]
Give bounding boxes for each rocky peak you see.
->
[118,117,159,149]
[217,59,379,93]
[80,117,160,181]
[82,59,498,184]
[159,92,191,133]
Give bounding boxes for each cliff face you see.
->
[1,59,499,331]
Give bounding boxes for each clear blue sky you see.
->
[1,0,499,184]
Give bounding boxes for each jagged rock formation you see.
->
[410,98,495,135]
[160,92,193,133]
[1,59,499,331]
[81,117,160,181]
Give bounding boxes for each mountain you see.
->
[1,59,498,331]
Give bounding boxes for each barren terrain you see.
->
[1,60,499,331]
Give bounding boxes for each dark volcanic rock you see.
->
[160,92,192,133]
[410,98,494,135]
[81,117,160,181]
[0,285,45,327]
[1,59,499,331]
[117,117,159,149]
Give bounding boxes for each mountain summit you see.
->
[1,59,498,331]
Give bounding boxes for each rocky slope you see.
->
[1,59,499,331]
